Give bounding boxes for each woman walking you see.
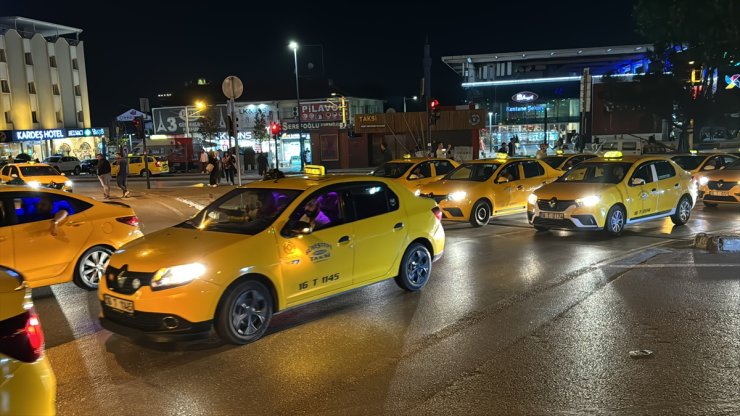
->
[208,151,220,187]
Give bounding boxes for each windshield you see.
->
[725,159,740,170]
[671,156,704,171]
[557,162,632,184]
[44,156,61,163]
[541,156,567,169]
[184,188,301,235]
[372,162,413,178]
[444,163,501,181]
[20,166,62,176]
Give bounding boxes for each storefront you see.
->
[0,128,105,162]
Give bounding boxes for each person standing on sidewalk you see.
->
[115,153,131,197]
[222,151,235,185]
[207,151,220,187]
[199,150,209,174]
[96,153,111,199]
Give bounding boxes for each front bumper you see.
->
[100,306,213,342]
[699,185,740,204]
[528,201,605,230]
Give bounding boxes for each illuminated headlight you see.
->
[151,263,206,290]
[448,191,467,201]
[698,176,709,186]
[64,180,73,188]
[527,193,538,205]
[414,189,421,196]
[576,195,600,207]
[27,181,41,189]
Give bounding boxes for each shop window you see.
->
[74,85,81,96]
[72,58,78,70]
[0,49,6,62]
[49,56,57,67]
[31,111,38,123]
[52,84,60,95]
[1,80,9,93]
[28,82,36,94]
[25,52,33,65]
[77,111,83,123]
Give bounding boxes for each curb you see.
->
[694,233,740,253]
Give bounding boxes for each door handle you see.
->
[338,235,351,244]
[66,221,85,227]
[674,183,679,188]
[516,185,524,191]
[394,222,404,230]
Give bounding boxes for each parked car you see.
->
[44,156,81,175]
[80,158,99,174]
[0,163,73,192]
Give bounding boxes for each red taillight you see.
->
[116,215,139,227]
[432,207,443,221]
[156,161,161,167]
[0,310,45,362]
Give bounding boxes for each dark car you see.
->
[80,158,98,174]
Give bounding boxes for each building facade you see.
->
[0,16,99,161]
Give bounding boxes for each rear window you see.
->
[348,184,399,221]
[541,156,566,169]
[20,166,61,176]
[372,162,413,179]
[671,156,703,171]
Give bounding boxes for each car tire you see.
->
[469,199,491,227]
[670,196,692,225]
[534,226,550,232]
[140,169,150,177]
[703,201,718,207]
[73,166,81,175]
[394,242,432,292]
[604,205,626,236]
[215,279,273,345]
[73,245,112,290]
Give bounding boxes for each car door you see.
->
[407,161,434,186]
[653,160,680,213]
[519,160,549,209]
[8,191,94,285]
[626,162,657,219]
[493,162,523,212]
[349,182,408,284]
[0,197,13,267]
[278,186,354,305]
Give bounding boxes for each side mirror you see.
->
[10,174,18,178]
[287,220,313,236]
[631,177,646,186]
[702,165,715,171]
[496,176,509,184]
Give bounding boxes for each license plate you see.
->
[104,294,134,314]
[710,190,729,197]
[540,212,564,219]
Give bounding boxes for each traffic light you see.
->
[270,121,281,137]
[429,99,441,125]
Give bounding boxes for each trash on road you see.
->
[629,349,654,359]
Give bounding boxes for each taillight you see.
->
[116,216,139,227]
[156,161,161,167]
[432,207,443,221]
[0,309,45,362]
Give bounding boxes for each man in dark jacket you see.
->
[96,153,112,199]
[115,153,130,197]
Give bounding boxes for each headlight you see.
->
[698,176,709,186]
[527,193,538,205]
[414,189,421,196]
[448,191,467,201]
[64,180,73,187]
[27,181,41,189]
[576,195,600,207]
[151,263,206,290]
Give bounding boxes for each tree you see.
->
[197,108,221,148]
[252,109,268,144]
[632,0,740,150]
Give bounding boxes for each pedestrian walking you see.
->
[96,153,111,199]
[507,137,516,156]
[257,152,268,176]
[498,142,508,154]
[435,142,446,158]
[207,151,220,187]
[223,151,236,185]
[380,142,393,163]
[199,150,209,173]
[244,147,256,172]
[114,153,130,197]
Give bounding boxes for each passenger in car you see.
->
[300,197,330,231]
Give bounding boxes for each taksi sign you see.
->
[14,129,65,141]
[301,101,343,122]
[512,91,538,103]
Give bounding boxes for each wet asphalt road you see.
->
[32,179,740,415]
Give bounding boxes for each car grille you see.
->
[45,182,65,190]
[703,195,739,202]
[537,200,576,212]
[420,193,447,203]
[104,265,154,295]
[707,181,737,190]
[532,217,579,229]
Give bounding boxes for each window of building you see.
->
[0,49,6,62]
[52,84,60,95]
[74,85,81,96]
[25,52,33,65]
[4,111,11,124]
[28,82,36,94]
[1,80,9,93]
[56,111,62,123]
[77,111,84,123]
[31,111,38,123]
[49,56,57,67]
[72,58,78,70]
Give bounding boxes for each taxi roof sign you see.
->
[304,165,325,176]
[689,149,698,155]
[603,151,623,159]
[495,152,509,159]
[556,149,564,155]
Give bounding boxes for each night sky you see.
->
[5,0,643,126]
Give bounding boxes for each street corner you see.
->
[694,232,740,253]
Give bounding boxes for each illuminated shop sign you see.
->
[13,129,65,140]
[726,74,740,89]
[67,128,105,137]
[506,105,544,112]
[512,91,538,103]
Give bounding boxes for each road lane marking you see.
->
[175,197,206,211]
[606,263,740,268]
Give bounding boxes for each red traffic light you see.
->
[270,122,281,135]
[430,99,439,110]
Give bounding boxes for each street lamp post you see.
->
[289,41,305,171]
[403,95,418,112]
[184,100,206,173]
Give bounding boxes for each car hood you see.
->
[701,169,740,182]
[110,226,250,273]
[534,182,616,200]
[420,179,483,195]
[22,175,68,184]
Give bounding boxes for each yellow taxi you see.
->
[527,152,695,235]
[0,162,73,192]
[99,172,445,344]
[540,152,598,171]
[670,151,738,176]
[0,266,56,415]
[696,157,740,207]
[418,154,563,227]
[371,156,459,192]
[112,155,170,177]
[0,186,143,290]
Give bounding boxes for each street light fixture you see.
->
[185,100,207,139]
[403,95,418,112]
[330,92,348,125]
[289,40,305,170]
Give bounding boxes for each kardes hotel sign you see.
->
[14,129,65,141]
[512,91,538,103]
